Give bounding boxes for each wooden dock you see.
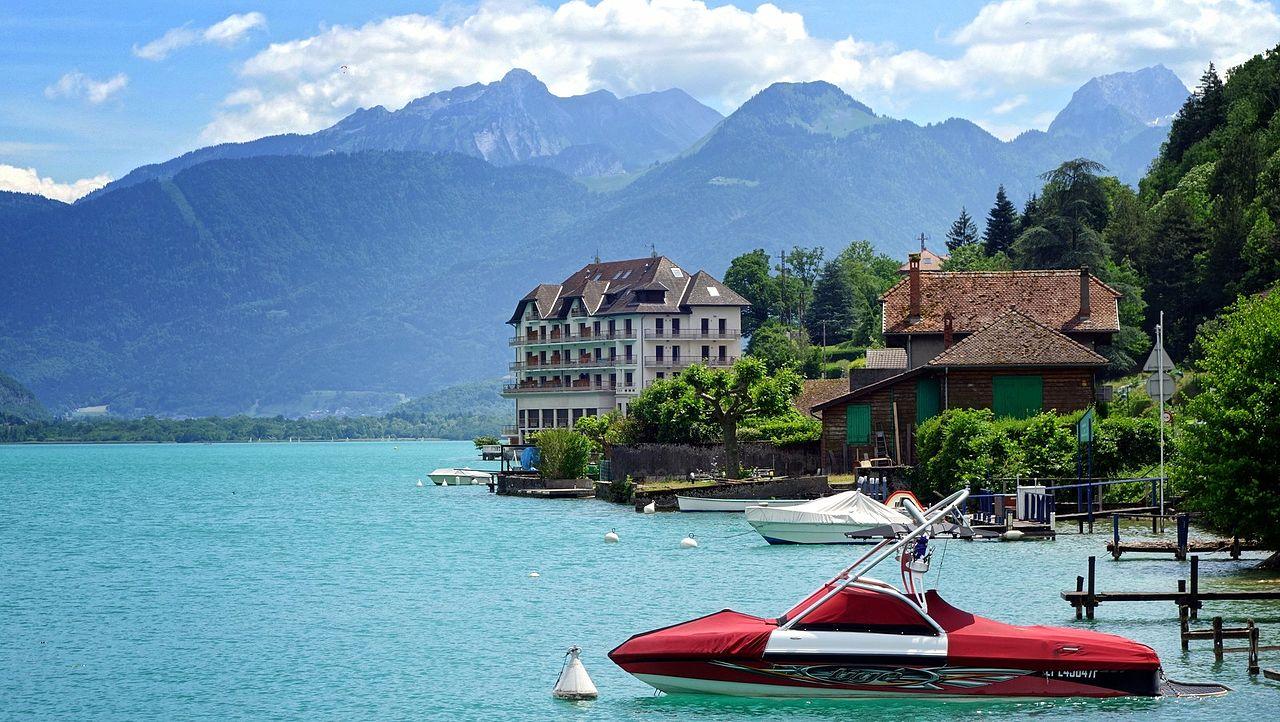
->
[1062,555,1280,619]
[1105,512,1260,559]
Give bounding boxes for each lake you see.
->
[1,440,1274,720]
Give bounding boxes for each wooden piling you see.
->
[1213,617,1224,661]
[1176,514,1190,560]
[1178,580,1189,650]
[1249,621,1261,675]
[1112,514,1121,560]
[1190,555,1200,620]
[1086,556,1096,620]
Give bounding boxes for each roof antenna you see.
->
[650,243,658,259]
[594,247,600,264]
[917,232,929,252]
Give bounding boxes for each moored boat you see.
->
[676,496,810,512]
[427,468,494,486]
[744,490,908,544]
[611,489,1228,699]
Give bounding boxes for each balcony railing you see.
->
[509,330,636,346]
[648,329,742,340]
[645,355,738,368]
[511,355,637,371]
[502,380,620,394]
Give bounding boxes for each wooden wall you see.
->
[820,366,1097,472]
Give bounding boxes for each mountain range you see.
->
[91,69,723,198]
[0,66,1188,416]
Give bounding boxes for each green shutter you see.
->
[993,375,1043,419]
[846,404,871,445]
[916,378,941,424]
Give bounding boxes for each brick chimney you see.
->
[943,311,954,349]
[908,252,922,322]
[1079,266,1091,320]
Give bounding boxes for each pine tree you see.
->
[945,207,978,251]
[1020,194,1041,233]
[982,185,1019,256]
[806,260,857,345]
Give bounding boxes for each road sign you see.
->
[1143,345,1175,373]
[1146,371,1174,402]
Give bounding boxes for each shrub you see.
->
[535,429,592,479]
[998,412,1077,478]
[915,409,1007,498]
[609,474,634,503]
[738,412,821,446]
[472,434,499,448]
[1093,416,1160,476]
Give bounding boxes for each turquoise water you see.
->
[2,441,1276,720]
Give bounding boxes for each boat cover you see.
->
[609,610,775,662]
[744,490,909,525]
[782,584,936,630]
[925,591,1159,670]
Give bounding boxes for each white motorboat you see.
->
[427,468,494,486]
[745,490,909,544]
[676,496,811,512]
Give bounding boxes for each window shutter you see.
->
[915,378,941,424]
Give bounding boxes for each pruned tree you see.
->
[682,357,802,479]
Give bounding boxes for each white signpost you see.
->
[1143,312,1176,516]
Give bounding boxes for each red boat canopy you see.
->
[781,584,936,633]
[609,610,775,663]
[926,591,1159,670]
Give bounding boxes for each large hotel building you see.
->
[502,255,748,443]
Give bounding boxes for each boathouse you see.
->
[814,260,1119,472]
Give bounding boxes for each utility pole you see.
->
[1157,311,1166,517]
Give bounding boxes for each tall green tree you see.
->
[834,240,900,345]
[746,320,804,372]
[682,358,802,479]
[1137,192,1210,356]
[1177,289,1280,565]
[724,249,777,336]
[781,246,825,330]
[806,259,857,344]
[1012,159,1111,270]
[945,207,978,251]
[983,185,1019,256]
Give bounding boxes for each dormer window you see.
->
[635,288,665,303]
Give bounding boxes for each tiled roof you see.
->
[795,379,848,416]
[864,348,908,368]
[898,248,948,273]
[508,256,748,323]
[881,269,1120,335]
[927,308,1108,367]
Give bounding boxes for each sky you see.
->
[2,0,1278,202]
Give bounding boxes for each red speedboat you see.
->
[611,490,1225,699]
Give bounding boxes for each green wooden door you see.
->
[993,375,1043,419]
[916,378,941,424]
[845,404,871,445]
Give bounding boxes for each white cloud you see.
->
[134,12,267,61]
[952,0,1280,84]
[200,0,1280,143]
[0,164,110,202]
[44,72,129,104]
[992,94,1028,115]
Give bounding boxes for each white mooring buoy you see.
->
[529,571,540,578]
[552,646,598,700]
[642,501,656,514]
[680,534,699,549]
[416,479,424,487]
[1002,529,1026,541]
[604,530,620,543]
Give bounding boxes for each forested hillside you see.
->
[0,371,48,423]
[0,153,591,416]
[1133,47,1280,354]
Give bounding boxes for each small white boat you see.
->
[427,468,494,486]
[676,496,810,512]
[745,490,908,544]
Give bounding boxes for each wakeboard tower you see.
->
[610,489,1229,699]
